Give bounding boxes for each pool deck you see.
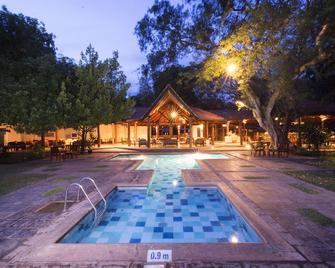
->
[0,149,334,267]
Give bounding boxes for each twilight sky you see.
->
[1,0,156,95]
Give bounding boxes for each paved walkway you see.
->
[0,151,334,267]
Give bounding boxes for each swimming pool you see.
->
[60,153,261,244]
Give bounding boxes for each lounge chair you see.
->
[162,138,178,147]
[194,138,205,147]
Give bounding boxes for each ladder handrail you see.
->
[63,183,97,222]
[79,177,107,211]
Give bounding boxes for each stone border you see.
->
[5,155,306,265]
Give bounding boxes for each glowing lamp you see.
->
[170,111,177,119]
[226,63,237,75]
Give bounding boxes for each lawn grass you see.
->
[54,176,76,182]
[43,167,60,172]
[306,155,335,169]
[41,186,65,197]
[243,176,269,179]
[0,173,52,196]
[297,208,335,226]
[289,183,319,194]
[94,165,109,168]
[285,170,335,192]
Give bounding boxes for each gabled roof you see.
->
[127,85,225,123]
[141,84,198,120]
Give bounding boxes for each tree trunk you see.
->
[80,128,87,154]
[40,132,45,148]
[244,84,285,147]
[97,124,101,147]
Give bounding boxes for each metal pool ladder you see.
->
[63,177,107,226]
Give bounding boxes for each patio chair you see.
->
[277,143,289,157]
[50,146,65,161]
[64,144,80,159]
[251,142,266,156]
[139,138,147,147]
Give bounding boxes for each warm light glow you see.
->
[172,179,178,187]
[242,119,248,124]
[320,115,328,122]
[275,117,279,121]
[236,126,239,129]
[245,144,251,150]
[199,124,204,129]
[170,111,177,118]
[222,124,227,127]
[230,235,239,243]
[177,125,180,129]
[235,100,246,109]
[226,63,237,75]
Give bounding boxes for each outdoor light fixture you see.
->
[226,63,237,75]
[235,100,246,109]
[170,111,177,119]
[320,115,328,121]
[230,235,239,243]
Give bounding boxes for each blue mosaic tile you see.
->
[203,226,213,232]
[163,232,173,239]
[60,154,261,244]
[183,226,193,232]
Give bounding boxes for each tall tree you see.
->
[69,45,134,152]
[136,0,335,146]
[203,0,335,146]
[0,6,64,145]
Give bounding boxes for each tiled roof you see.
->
[190,107,225,121]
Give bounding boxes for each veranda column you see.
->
[177,125,180,141]
[147,119,151,148]
[211,124,215,145]
[204,121,208,139]
[156,125,159,139]
[226,121,230,134]
[134,121,138,143]
[127,122,131,146]
[114,123,118,144]
[239,121,243,145]
[189,122,193,148]
[169,123,173,136]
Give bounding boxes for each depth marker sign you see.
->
[147,249,172,262]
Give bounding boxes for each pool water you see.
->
[60,153,261,244]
